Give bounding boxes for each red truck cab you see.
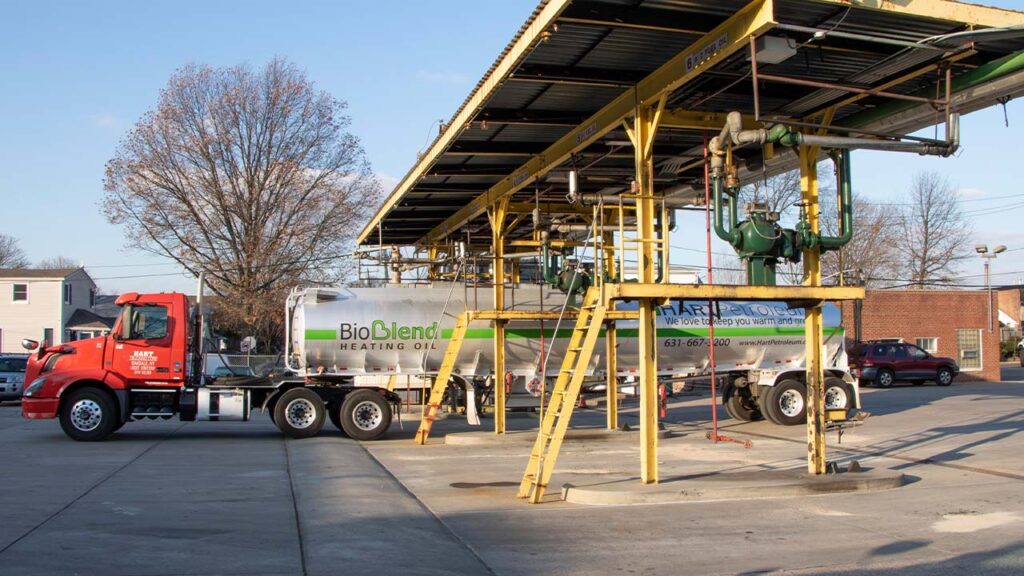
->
[22,292,190,438]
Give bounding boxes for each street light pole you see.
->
[976,244,1007,334]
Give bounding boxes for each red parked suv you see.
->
[850,341,959,387]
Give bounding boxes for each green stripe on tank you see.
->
[304,329,338,340]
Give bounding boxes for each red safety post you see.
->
[703,130,752,449]
[658,383,667,419]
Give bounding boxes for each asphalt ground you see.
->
[0,366,1022,575]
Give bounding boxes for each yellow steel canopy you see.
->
[358,0,1024,248]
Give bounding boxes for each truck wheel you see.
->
[59,388,117,441]
[273,388,325,439]
[724,388,761,422]
[936,367,954,387]
[875,369,895,388]
[824,377,853,411]
[340,389,392,441]
[764,379,806,426]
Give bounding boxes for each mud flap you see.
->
[465,386,481,426]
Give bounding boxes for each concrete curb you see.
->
[561,470,908,505]
[444,427,674,446]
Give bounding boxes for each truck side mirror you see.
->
[21,338,39,351]
[120,305,134,341]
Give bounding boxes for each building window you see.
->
[916,337,938,353]
[64,284,72,304]
[13,284,28,302]
[43,328,54,346]
[89,288,95,307]
[956,329,982,371]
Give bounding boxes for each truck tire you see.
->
[936,366,954,387]
[724,388,761,422]
[763,379,806,426]
[273,388,325,439]
[340,389,392,441]
[59,387,117,441]
[875,368,895,388]
[824,377,853,411]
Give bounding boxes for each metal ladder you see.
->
[517,287,606,503]
[414,312,470,445]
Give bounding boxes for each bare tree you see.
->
[710,253,746,285]
[103,58,381,346]
[36,256,80,269]
[0,234,29,268]
[819,192,902,287]
[899,171,972,288]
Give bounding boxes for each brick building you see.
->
[839,289,1000,382]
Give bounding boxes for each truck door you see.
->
[110,303,175,385]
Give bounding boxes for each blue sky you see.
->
[2,0,1024,293]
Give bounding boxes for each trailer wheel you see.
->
[340,389,392,441]
[273,388,325,439]
[59,387,117,441]
[763,379,806,426]
[724,387,762,422]
[824,377,853,411]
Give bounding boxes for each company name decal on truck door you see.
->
[130,350,158,375]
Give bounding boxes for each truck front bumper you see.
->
[22,398,59,419]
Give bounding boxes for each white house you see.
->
[0,268,107,353]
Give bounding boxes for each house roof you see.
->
[0,268,81,279]
[66,308,116,331]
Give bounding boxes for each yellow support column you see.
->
[488,197,510,434]
[799,146,827,475]
[605,317,618,430]
[625,97,664,484]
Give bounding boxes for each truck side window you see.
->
[129,306,169,340]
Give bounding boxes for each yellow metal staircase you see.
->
[517,287,606,503]
[414,312,470,445]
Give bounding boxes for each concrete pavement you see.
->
[0,370,1022,575]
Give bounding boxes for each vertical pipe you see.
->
[750,35,761,121]
[800,146,827,475]
[606,320,618,430]
[704,131,720,440]
[986,259,993,333]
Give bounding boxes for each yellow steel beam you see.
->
[799,146,827,476]
[660,110,758,131]
[356,0,573,245]
[626,100,664,485]
[418,0,777,246]
[489,197,511,435]
[605,283,864,302]
[815,0,1024,28]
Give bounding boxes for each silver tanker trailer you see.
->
[286,284,859,427]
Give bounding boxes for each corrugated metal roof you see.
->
[361,0,1024,246]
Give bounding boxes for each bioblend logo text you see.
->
[339,321,438,341]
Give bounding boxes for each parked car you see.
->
[0,354,29,402]
[850,341,958,387]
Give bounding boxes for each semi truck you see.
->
[20,283,858,441]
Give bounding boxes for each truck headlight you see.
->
[23,377,46,397]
